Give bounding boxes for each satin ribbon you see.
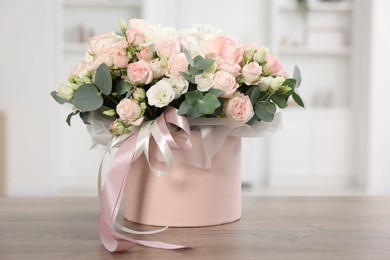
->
[98,107,191,252]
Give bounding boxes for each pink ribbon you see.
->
[98,107,191,252]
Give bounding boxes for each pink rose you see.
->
[224,93,254,123]
[216,58,241,77]
[149,59,164,79]
[242,62,262,85]
[113,54,129,68]
[155,37,181,59]
[126,28,145,46]
[127,60,153,85]
[136,47,153,61]
[116,99,142,123]
[167,53,189,78]
[211,70,239,98]
[265,54,288,77]
[203,36,244,64]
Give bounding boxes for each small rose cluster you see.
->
[53,19,303,136]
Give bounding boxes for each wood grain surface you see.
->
[0,197,389,259]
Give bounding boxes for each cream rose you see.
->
[195,73,213,92]
[211,70,239,98]
[116,98,142,124]
[127,60,153,85]
[155,37,181,59]
[224,92,254,123]
[242,62,262,85]
[126,28,145,45]
[270,76,285,91]
[167,53,189,78]
[88,33,128,56]
[259,76,273,92]
[146,79,175,107]
[57,84,74,100]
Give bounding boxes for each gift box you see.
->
[124,130,241,227]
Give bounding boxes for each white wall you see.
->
[367,0,390,194]
[0,0,56,196]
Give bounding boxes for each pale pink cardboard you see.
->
[123,131,242,227]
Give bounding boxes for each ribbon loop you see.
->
[98,108,191,252]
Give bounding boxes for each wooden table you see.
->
[0,197,389,259]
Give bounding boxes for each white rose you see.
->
[182,35,201,57]
[259,76,273,92]
[195,73,213,92]
[270,76,285,91]
[165,78,189,99]
[57,84,74,100]
[146,79,175,107]
[254,47,269,64]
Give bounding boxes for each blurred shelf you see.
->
[279,46,351,56]
[278,1,352,12]
[64,0,141,8]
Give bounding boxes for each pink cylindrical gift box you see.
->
[123,130,241,227]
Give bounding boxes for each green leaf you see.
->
[73,84,104,112]
[271,95,288,109]
[250,87,260,104]
[178,101,203,118]
[292,92,305,108]
[255,102,276,122]
[293,65,302,89]
[66,110,79,126]
[194,59,215,71]
[283,78,297,90]
[183,49,194,67]
[208,88,224,97]
[193,55,203,63]
[116,80,132,96]
[185,90,203,105]
[179,71,196,84]
[95,63,112,95]
[79,111,90,125]
[199,93,220,114]
[50,91,68,105]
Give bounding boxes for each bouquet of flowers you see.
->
[50,19,304,253]
[51,19,304,135]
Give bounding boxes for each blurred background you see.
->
[0,0,389,197]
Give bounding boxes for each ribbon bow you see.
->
[98,107,191,252]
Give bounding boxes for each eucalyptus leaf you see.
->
[184,49,194,67]
[199,93,220,114]
[178,101,203,118]
[208,88,224,97]
[185,90,203,105]
[255,102,275,122]
[194,59,215,71]
[95,63,112,95]
[293,65,302,89]
[179,71,196,84]
[250,87,260,104]
[79,111,90,125]
[116,80,132,96]
[50,91,68,105]
[271,95,288,109]
[292,92,305,108]
[66,110,79,126]
[73,84,104,112]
